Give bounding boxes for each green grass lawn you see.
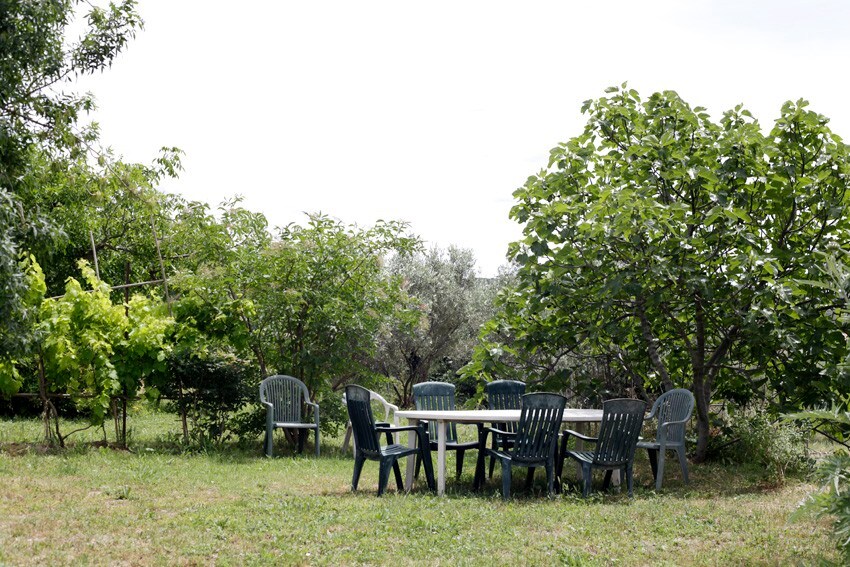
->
[0,410,837,565]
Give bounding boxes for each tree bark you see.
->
[691,370,712,463]
[636,296,674,390]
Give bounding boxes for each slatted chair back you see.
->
[413,382,459,442]
[486,380,526,434]
[593,398,646,466]
[260,375,309,423]
[511,393,567,464]
[345,385,382,457]
[652,388,694,444]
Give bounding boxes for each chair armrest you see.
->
[657,418,688,443]
[261,401,274,411]
[376,424,421,433]
[305,401,320,425]
[475,424,516,448]
[561,429,598,443]
[660,418,690,428]
[485,427,517,438]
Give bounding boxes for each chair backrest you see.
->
[651,388,695,444]
[342,389,399,425]
[345,385,381,456]
[593,398,646,466]
[413,382,459,442]
[486,380,526,433]
[259,375,309,424]
[511,392,567,464]
[486,380,525,409]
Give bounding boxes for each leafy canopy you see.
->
[471,85,850,460]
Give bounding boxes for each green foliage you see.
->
[39,261,171,426]
[714,408,811,483]
[0,0,143,361]
[0,189,55,357]
[162,349,252,445]
[790,408,850,562]
[251,214,419,431]
[372,246,499,407]
[478,85,850,461]
[0,0,141,166]
[0,253,46,395]
[805,452,850,561]
[171,208,420,436]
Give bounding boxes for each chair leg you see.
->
[602,469,613,491]
[473,449,486,491]
[352,455,366,491]
[414,453,421,480]
[410,425,436,491]
[555,434,569,482]
[419,447,436,491]
[655,449,666,491]
[315,428,320,457]
[647,447,658,482]
[264,428,273,458]
[546,462,555,497]
[501,460,512,499]
[626,463,634,497]
[456,449,465,479]
[392,459,404,491]
[378,459,393,496]
[677,446,689,484]
[489,434,497,478]
[581,463,592,498]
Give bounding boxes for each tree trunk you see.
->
[37,354,51,443]
[636,296,674,391]
[692,373,712,463]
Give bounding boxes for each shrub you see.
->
[711,407,811,483]
[161,349,252,445]
[788,407,850,562]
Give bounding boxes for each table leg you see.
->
[404,418,419,491]
[437,420,447,496]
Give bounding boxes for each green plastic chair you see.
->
[413,381,478,480]
[485,380,526,479]
[557,398,646,497]
[473,392,567,499]
[345,385,435,496]
[259,375,320,457]
[341,389,399,453]
[637,388,694,490]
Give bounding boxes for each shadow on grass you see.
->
[0,428,810,504]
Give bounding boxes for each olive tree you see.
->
[372,246,498,407]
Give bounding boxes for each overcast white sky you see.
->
[75,0,850,276]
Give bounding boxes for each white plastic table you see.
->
[394,408,605,496]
